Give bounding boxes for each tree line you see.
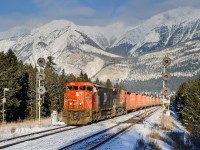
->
[173,75,200,146]
[0,49,123,122]
[174,76,200,130]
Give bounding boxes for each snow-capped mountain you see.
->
[109,7,200,56]
[0,7,199,92]
[0,20,122,78]
[80,22,131,49]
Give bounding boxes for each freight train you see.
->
[62,82,162,125]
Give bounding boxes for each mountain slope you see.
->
[0,20,122,78]
[109,7,200,56]
[0,8,199,93]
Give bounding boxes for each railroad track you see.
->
[0,125,79,149]
[59,107,159,150]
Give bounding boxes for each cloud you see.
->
[110,0,200,25]
[0,13,50,33]
[33,0,94,17]
[42,6,94,17]
[1,0,200,32]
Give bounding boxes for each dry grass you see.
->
[148,131,165,141]
[0,117,51,127]
[134,138,147,150]
[0,117,51,140]
[160,114,175,130]
[148,140,162,150]
[134,138,162,150]
[148,131,173,146]
[164,116,175,130]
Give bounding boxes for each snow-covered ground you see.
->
[0,107,189,150]
[98,108,171,150]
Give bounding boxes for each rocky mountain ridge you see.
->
[0,7,199,92]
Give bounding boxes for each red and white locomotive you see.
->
[62,82,161,125]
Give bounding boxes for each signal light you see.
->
[162,72,171,81]
[162,57,171,66]
[162,87,170,96]
[37,86,46,95]
[36,72,46,80]
[37,57,46,67]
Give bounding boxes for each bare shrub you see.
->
[148,131,164,141]
[189,128,200,149]
[11,127,16,134]
[148,140,162,150]
[134,138,147,150]
[167,132,192,150]
[160,114,175,130]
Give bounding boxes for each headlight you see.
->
[66,95,70,99]
[69,102,72,105]
[85,95,90,99]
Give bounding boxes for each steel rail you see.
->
[0,125,80,149]
[0,125,69,143]
[59,107,159,150]
[89,107,159,150]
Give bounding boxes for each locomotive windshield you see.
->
[80,86,86,90]
[80,86,93,92]
[87,86,93,92]
[66,85,93,92]
[66,86,78,91]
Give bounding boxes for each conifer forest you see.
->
[0,49,119,122]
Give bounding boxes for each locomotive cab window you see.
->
[74,86,78,90]
[66,86,72,91]
[80,86,86,90]
[66,86,78,91]
[87,86,93,92]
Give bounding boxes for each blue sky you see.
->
[0,0,200,32]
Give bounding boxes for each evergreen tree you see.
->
[24,64,37,119]
[105,79,112,88]
[66,73,76,82]
[174,76,200,130]
[113,83,120,89]
[57,69,67,112]
[94,78,100,85]
[0,51,7,121]
[181,79,200,129]
[77,71,90,82]
[83,73,90,82]
[15,61,29,120]
[3,49,22,121]
[43,56,58,116]
[46,56,56,70]
[113,81,124,89]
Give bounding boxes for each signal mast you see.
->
[162,56,171,115]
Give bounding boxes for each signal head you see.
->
[37,57,46,67]
[162,57,171,66]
